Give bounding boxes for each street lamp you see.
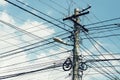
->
[53,37,73,46]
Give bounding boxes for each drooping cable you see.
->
[84,17,120,26]
[0,50,71,69]
[16,0,73,29]
[80,45,117,79]
[82,29,120,77]
[0,59,64,80]
[5,0,71,33]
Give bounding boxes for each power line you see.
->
[0,32,69,57]
[0,59,64,80]
[0,58,66,74]
[80,45,118,79]
[87,64,116,80]
[0,36,70,59]
[82,30,120,77]
[88,23,117,30]
[0,19,70,53]
[0,50,71,70]
[78,24,120,79]
[0,20,43,39]
[84,17,120,26]
[82,50,116,80]
[37,0,65,16]
[83,33,120,39]
[49,0,68,11]
[16,0,73,29]
[5,0,71,33]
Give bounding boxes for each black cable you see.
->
[88,64,115,80]
[82,30,120,77]
[82,25,119,60]
[0,2,71,57]
[0,32,68,57]
[0,20,43,39]
[0,50,71,69]
[0,35,70,59]
[0,59,63,80]
[81,24,120,78]
[84,27,120,37]
[89,64,120,69]
[88,23,117,30]
[16,0,73,29]
[49,0,68,11]
[84,52,120,57]
[0,58,65,74]
[89,26,120,32]
[85,33,119,60]
[5,0,71,33]
[80,27,119,78]
[1,38,70,62]
[86,71,120,75]
[1,44,55,61]
[84,17,120,26]
[0,41,54,58]
[1,38,70,63]
[37,0,65,16]
[81,45,117,79]
[83,33,120,39]
[0,10,63,40]
[78,35,115,79]
[0,20,69,52]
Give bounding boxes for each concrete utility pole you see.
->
[72,8,81,80]
[63,8,89,80]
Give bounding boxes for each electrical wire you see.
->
[16,0,73,29]
[0,20,69,51]
[83,33,120,39]
[0,35,70,59]
[84,17,120,26]
[78,26,118,79]
[37,0,65,16]
[82,29,120,77]
[0,50,71,69]
[0,59,63,80]
[80,25,120,78]
[5,0,71,33]
[80,45,118,79]
[0,58,65,74]
[49,0,68,11]
[0,20,43,40]
[3,0,120,80]
[87,64,115,80]
[88,23,118,30]
[0,32,69,56]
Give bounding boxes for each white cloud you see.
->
[0,11,59,80]
[18,20,55,43]
[0,11,20,52]
[47,10,53,16]
[21,20,54,37]
[0,52,29,76]
[0,9,70,80]
[0,11,15,24]
[0,0,7,6]
[0,11,16,34]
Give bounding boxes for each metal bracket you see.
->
[79,62,88,71]
[62,58,72,71]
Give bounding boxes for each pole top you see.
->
[74,8,80,15]
[74,8,80,13]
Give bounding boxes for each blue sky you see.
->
[0,0,120,80]
[88,0,120,20]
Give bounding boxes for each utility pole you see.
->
[63,8,89,80]
[72,8,81,80]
